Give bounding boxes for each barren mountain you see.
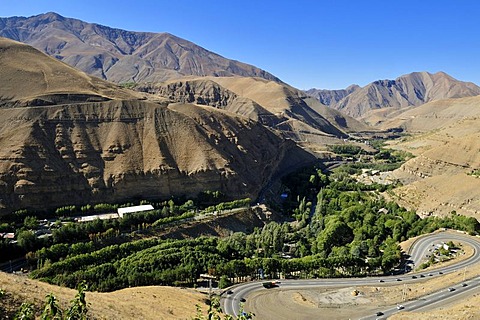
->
[307,72,480,122]
[380,95,480,133]
[0,38,314,215]
[0,12,280,84]
[0,37,145,107]
[138,76,371,146]
[305,84,360,106]
[386,95,480,218]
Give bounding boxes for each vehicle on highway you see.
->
[420,274,425,278]
[227,290,233,294]
[397,304,404,310]
[376,311,384,316]
[428,273,433,276]
[262,281,277,288]
[396,278,402,281]
[240,298,246,302]
[462,283,468,287]
[412,275,417,279]
[378,279,384,282]
[439,271,443,274]
[448,287,455,292]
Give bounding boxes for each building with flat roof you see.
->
[117,205,154,218]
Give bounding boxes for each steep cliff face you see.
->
[0,100,315,214]
[137,79,280,126]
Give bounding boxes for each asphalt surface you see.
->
[221,231,480,319]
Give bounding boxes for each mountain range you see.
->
[2,11,480,219]
[2,12,479,128]
[2,11,480,320]
[0,12,280,84]
[136,76,370,145]
[306,72,480,123]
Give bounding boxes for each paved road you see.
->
[221,231,480,319]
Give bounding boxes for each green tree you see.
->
[23,216,39,230]
[193,295,254,320]
[41,293,62,320]
[17,230,37,252]
[218,275,231,289]
[66,281,88,320]
[14,302,35,320]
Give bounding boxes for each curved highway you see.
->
[221,231,480,319]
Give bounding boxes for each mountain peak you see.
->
[0,13,281,84]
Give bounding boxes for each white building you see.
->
[117,205,154,218]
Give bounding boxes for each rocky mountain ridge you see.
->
[0,12,280,84]
[138,77,372,145]
[306,72,480,122]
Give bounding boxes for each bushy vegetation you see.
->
[328,144,364,156]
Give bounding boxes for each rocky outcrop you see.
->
[137,80,238,109]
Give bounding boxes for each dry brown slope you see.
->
[381,95,480,133]
[211,76,369,132]
[0,37,140,106]
[386,96,480,217]
[0,272,206,319]
[141,76,372,146]
[0,100,315,214]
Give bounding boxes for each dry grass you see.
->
[0,37,140,104]
[0,272,207,319]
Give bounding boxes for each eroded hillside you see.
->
[138,76,371,148]
[387,96,480,217]
[0,100,315,214]
[0,38,315,215]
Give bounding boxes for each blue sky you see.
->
[2,0,480,89]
